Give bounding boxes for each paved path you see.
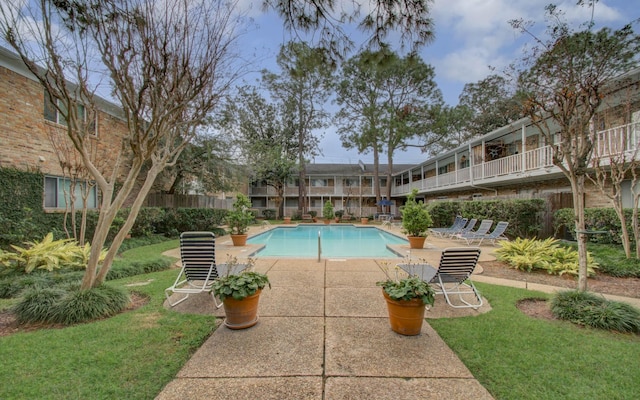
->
[156,224,640,399]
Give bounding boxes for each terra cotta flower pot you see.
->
[230,234,248,246]
[382,290,426,335]
[222,289,262,330]
[407,236,426,249]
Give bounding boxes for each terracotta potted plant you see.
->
[212,260,270,330]
[323,200,334,224]
[377,269,435,336]
[361,216,369,225]
[401,189,433,249]
[226,193,254,246]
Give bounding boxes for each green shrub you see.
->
[561,242,640,278]
[323,201,334,219]
[53,285,130,325]
[13,287,67,323]
[3,233,107,274]
[262,209,276,219]
[129,207,165,237]
[496,237,598,276]
[157,207,228,234]
[401,189,432,237]
[106,257,173,280]
[554,207,636,245]
[551,290,640,334]
[428,199,544,238]
[13,284,130,325]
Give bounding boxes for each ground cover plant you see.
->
[564,242,640,278]
[429,283,640,399]
[551,290,640,334]
[0,240,214,399]
[495,237,598,276]
[0,235,175,300]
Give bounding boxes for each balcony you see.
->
[392,122,639,196]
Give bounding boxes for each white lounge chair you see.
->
[429,216,467,237]
[165,231,249,307]
[455,219,493,245]
[429,247,483,309]
[471,221,509,245]
[447,218,477,238]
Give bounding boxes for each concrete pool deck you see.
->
[156,223,640,399]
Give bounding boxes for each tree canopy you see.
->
[336,48,441,200]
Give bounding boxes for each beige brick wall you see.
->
[0,65,129,181]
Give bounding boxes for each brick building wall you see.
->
[0,61,129,189]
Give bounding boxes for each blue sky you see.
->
[235,0,639,164]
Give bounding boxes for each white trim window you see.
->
[44,90,97,136]
[44,176,98,210]
[311,178,330,187]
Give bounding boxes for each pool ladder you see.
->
[317,230,321,262]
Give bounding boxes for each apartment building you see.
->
[249,67,640,217]
[0,46,132,211]
[249,162,413,218]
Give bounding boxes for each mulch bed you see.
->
[480,260,640,299]
[480,260,640,320]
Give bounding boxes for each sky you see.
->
[233,0,639,165]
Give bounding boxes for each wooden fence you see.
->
[144,193,232,209]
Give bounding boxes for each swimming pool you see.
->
[247,225,407,258]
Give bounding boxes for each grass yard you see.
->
[0,241,215,400]
[429,283,640,399]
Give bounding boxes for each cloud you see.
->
[427,0,631,89]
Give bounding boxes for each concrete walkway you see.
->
[155,224,640,399]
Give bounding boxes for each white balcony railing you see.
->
[391,122,639,196]
[248,122,639,199]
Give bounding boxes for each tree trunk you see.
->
[633,193,640,259]
[373,148,381,212]
[612,201,632,258]
[94,163,163,286]
[571,174,589,291]
[277,185,285,219]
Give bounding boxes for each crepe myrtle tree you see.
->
[511,3,640,290]
[0,0,244,289]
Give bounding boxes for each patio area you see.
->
[157,224,497,399]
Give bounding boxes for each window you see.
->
[251,198,266,207]
[311,179,329,187]
[44,90,96,135]
[44,176,98,210]
[343,178,359,187]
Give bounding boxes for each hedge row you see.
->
[427,199,546,239]
[0,168,229,249]
[554,208,637,244]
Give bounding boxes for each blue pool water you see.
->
[247,225,407,258]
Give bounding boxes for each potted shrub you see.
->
[377,268,435,336]
[323,200,334,224]
[309,210,318,222]
[334,209,344,222]
[361,215,370,225]
[211,259,270,330]
[401,189,433,249]
[226,194,254,246]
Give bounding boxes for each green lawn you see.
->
[429,283,640,399]
[0,242,215,400]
